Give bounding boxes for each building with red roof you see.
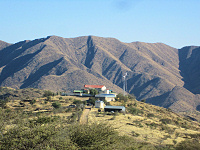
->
[84,85,106,92]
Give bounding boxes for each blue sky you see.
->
[0,0,200,48]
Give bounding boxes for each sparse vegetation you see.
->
[0,88,200,149]
[0,108,159,150]
[175,139,200,150]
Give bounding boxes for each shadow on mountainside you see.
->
[0,37,48,68]
[197,105,200,112]
[129,77,161,100]
[179,46,200,94]
[0,46,45,85]
[146,91,171,107]
[84,36,97,69]
[20,57,63,88]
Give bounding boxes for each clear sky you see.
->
[0,0,200,48]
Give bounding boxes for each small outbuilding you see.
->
[73,90,83,94]
[104,106,126,113]
[95,100,104,108]
[95,94,116,102]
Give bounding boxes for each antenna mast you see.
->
[123,72,127,96]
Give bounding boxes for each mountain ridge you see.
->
[0,35,200,120]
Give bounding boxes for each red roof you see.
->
[84,85,105,89]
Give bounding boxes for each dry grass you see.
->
[88,100,200,146]
[4,95,200,147]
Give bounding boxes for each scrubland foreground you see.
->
[0,88,200,149]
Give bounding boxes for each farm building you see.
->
[84,85,106,92]
[73,90,83,94]
[95,100,104,108]
[104,106,126,113]
[95,94,116,102]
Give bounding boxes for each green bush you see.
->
[65,107,72,113]
[87,97,96,105]
[52,102,61,109]
[145,122,158,129]
[46,96,51,101]
[29,116,59,125]
[90,89,98,96]
[160,118,172,124]
[68,123,118,149]
[147,113,155,118]
[73,99,82,104]
[116,93,128,102]
[106,102,111,105]
[128,106,144,115]
[161,125,175,134]
[67,110,83,123]
[29,99,36,105]
[132,131,140,137]
[43,90,54,97]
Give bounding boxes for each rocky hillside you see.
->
[0,35,200,119]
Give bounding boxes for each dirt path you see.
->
[80,108,91,124]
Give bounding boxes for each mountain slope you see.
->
[0,36,123,93]
[0,40,11,50]
[0,36,200,120]
[179,46,200,94]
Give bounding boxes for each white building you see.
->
[95,100,104,108]
[95,94,116,102]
